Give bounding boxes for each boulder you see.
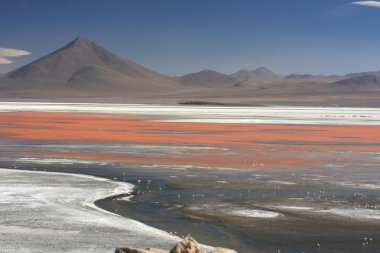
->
[209,248,237,253]
[115,236,238,253]
[170,236,206,253]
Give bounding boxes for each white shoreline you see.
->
[0,168,182,253]
[1,102,380,125]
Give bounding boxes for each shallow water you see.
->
[1,104,380,253]
[1,161,379,253]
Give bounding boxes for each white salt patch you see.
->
[217,181,229,184]
[267,180,296,185]
[16,157,102,165]
[357,183,380,190]
[118,195,134,202]
[337,181,380,190]
[188,207,202,211]
[229,209,281,218]
[272,206,313,210]
[318,208,380,220]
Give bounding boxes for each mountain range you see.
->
[0,37,379,105]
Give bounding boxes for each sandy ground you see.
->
[0,168,180,253]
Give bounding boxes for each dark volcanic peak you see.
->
[231,67,278,81]
[180,69,244,88]
[331,74,380,87]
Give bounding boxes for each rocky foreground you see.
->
[116,236,237,253]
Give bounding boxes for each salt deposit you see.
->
[0,168,179,253]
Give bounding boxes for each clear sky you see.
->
[1,0,380,75]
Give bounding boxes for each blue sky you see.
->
[1,0,380,75]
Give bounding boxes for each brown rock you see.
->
[209,248,238,253]
[170,236,206,253]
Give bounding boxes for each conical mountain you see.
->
[0,37,177,98]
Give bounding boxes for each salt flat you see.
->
[0,169,179,253]
[1,102,380,125]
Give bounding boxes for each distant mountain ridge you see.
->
[230,67,279,81]
[331,74,380,87]
[285,73,316,79]
[344,70,380,79]
[180,70,243,88]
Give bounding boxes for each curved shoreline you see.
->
[0,168,181,253]
[4,168,136,216]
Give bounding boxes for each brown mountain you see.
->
[179,70,244,88]
[0,37,177,98]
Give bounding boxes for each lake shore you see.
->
[0,168,181,253]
